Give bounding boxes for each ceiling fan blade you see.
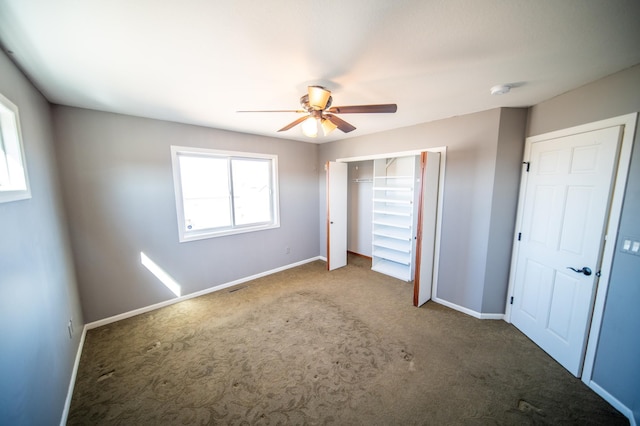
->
[326,104,397,114]
[277,115,310,132]
[325,114,356,133]
[237,109,306,113]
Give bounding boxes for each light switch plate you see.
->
[621,236,640,257]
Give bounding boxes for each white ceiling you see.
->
[1,0,639,143]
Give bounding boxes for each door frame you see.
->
[504,113,637,384]
[335,146,447,302]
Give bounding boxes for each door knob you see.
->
[567,266,592,276]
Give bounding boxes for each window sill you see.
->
[179,222,280,243]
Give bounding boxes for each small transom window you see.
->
[0,92,30,203]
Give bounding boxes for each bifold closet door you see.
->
[414,151,440,307]
[326,161,348,271]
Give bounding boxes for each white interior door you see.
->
[414,152,440,307]
[327,161,348,271]
[511,125,622,376]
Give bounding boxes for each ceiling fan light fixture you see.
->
[308,86,331,110]
[321,118,337,136]
[301,116,319,137]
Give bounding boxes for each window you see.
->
[0,93,30,203]
[171,146,280,242]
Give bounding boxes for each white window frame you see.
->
[0,92,31,203]
[171,145,280,242]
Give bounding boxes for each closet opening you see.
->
[329,148,446,306]
[347,160,374,269]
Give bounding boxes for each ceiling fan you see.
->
[238,86,397,137]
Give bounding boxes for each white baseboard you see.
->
[86,255,323,329]
[63,261,633,426]
[588,380,636,426]
[433,299,633,423]
[63,256,514,425]
[61,256,323,424]
[478,312,505,320]
[60,325,87,426]
[432,297,505,320]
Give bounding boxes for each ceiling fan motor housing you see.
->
[300,93,332,111]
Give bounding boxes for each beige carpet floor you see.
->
[68,255,627,425]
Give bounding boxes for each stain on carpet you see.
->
[518,399,545,416]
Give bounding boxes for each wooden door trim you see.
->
[413,152,427,306]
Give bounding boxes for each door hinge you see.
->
[523,161,530,172]
[517,232,522,241]
[510,296,514,305]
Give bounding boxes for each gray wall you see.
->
[482,108,528,312]
[318,108,527,314]
[52,107,320,322]
[0,52,83,424]
[527,64,640,424]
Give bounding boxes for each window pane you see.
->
[179,155,228,199]
[179,155,231,230]
[183,198,230,230]
[0,93,31,201]
[0,129,9,186]
[231,158,272,226]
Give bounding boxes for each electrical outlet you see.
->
[285,247,291,254]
